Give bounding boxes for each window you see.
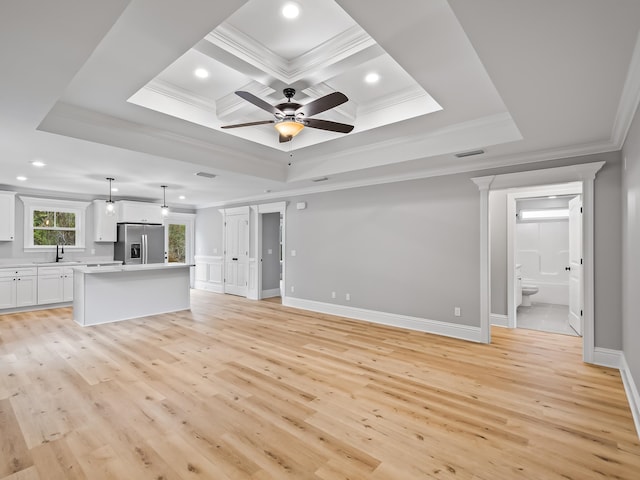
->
[21,196,89,250]
[167,224,186,263]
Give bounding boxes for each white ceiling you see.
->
[1,0,639,209]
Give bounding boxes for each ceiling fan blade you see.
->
[235,91,279,114]
[304,118,354,134]
[221,120,275,129]
[279,134,292,143]
[297,92,348,117]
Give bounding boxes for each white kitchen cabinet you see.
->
[63,268,74,302]
[117,201,163,224]
[0,191,16,241]
[0,267,37,308]
[93,199,117,242]
[37,266,74,304]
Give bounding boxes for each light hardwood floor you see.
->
[1,290,639,479]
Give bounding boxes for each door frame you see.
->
[506,183,582,329]
[472,161,604,363]
[249,202,287,300]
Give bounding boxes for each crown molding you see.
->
[201,135,618,209]
[206,24,289,82]
[144,79,217,114]
[206,24,375,85]
[612,28,640,148]
[287,26,376,82]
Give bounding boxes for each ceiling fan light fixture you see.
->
[274,120,304,138]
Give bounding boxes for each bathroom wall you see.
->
[515,197,571,305]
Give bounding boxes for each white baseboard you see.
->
[620,353,640,439]
[593,347,623,369]
[261,288,281,299]
[194,281,223,294]
[490,313,509,327]
[282,297,482,343]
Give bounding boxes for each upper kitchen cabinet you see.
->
[117,201,163,224]
[0,191,16,241]
[92,199,117,242]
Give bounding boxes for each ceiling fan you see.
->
[221,88,354,143]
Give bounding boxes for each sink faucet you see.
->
[55,244,64,262]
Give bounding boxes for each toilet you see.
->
[521,285,539,306]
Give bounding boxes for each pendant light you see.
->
[105,177,115,216]
[160,185,169,216]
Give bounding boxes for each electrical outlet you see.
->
[346,293,351,301]
[90,248,95,255]
[331,291,336,299]
[291,249,296,257]
[268,248,272,254]
[454,307,461,317]
[291,285,295,293]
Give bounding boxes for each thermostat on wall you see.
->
[296,202,307,210]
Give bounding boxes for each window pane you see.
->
[61,231,76,245]
[168,224,186,263]
[33,229,58,245]
[34,210,54,227]
[57,212,76,228]
[33,229,76,246]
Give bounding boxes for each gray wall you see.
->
[285,174,481,326]
[261,212,281,291]
[488,152,623,349]
[192,152,624,348]
[490,189,507,315]
[0,195,114,262]
[622,101,640,393]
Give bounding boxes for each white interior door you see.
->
[568,196,583,335]
[224,213,249,297]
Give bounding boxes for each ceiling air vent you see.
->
[312,177,329,182]
[195,171,217,179]
[455,149,485,158]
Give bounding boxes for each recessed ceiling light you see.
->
[16,175,27,181]
[31,160,46,167]
[194,68,209,79]
[548,195,557,199]
[282,2,300,19]
[179,195,186,200]
[365,72,380,84]
[111,187,119,192]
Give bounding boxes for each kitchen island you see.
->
[73,263,192,326]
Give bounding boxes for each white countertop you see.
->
[0,260,122,269]
[74,263,194,274]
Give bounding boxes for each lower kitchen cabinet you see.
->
[0,267,38,308]
[37,266,74,305]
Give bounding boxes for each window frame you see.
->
[21,196,90,251]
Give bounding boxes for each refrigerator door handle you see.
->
[142,234,147,264]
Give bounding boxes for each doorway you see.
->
[260,212,282,302]
[163,212,195,285]
[509,185,582,336]
[473,161,604,363]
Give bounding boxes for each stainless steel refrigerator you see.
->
[114,223,166,264]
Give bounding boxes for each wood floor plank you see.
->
[1,290,639,479]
